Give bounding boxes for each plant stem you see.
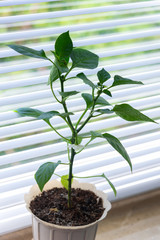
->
[76,138,92,154]
[64,66,73,78]
[60,77,75,133]
[47,122,70,143]
[74,174,103,179]
[67,142,71,162]
[77,94,101,133]
[75,108,88,129]
[50,81,61,104]
[68,147,76,207]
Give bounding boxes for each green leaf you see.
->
[77,73,96,89]
[15,107,42,118]
[60,112,74,118]
[95,109,113,114]
[97,68,111,84]
[51,50,70,68]
[35,161,61,191]
[113,104,156,123]
[102,133,132,171]
[103,89,112,97]
[61,174,73,190]
[54,58,69,74]
[81,93,93,108]
[59,91,79,100]
[90,131,102,140]
[102,174,117,196]
[110,75,144,88]
[82,94,110,109]
[8,44,48,60]
[55,31,73,59]
[38,111,60,120]
[71,48,99,69]
[77,136,83,144]
[48,64,59,84]
[95,96,111,106]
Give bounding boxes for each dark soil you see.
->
[30,187,104,226]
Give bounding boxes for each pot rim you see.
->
[25,179,111,230]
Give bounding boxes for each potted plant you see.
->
[8,31,156,240]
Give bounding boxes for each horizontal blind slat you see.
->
[1,64,160,90]
[0,112,159,166]
[1,158,160,204]
[0,90,159,128]
[0,98,159,151]
[0,0,59,7]
[2,52,160,73]
[2,14,160,42]
[1,1,160,23]
[1,78,159,108]
[1,167,160,235]
[1,39,160,59]
[0,94,160,151]
[1,131,159,180]
[1,0,160,236]
[1,153,160,208]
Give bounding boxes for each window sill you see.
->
[1,189,160,240]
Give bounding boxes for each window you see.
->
[0,0,160,235]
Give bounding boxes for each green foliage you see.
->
[61,175,73,190]
[59,91,79,100]
[38,111,60,120]
[95,109,113,114]
[11,31,156,203]
[95,96,111,106]
[102,174,117,196]
[90,131,132,170]
[54,58,69,74]
[82,93,110,109]
[97,68,111,84]
[35,161,61,191]
[8,44,48,60]
[102,133,132,171]
[55,31,73,61]
[103,89,112,97]
[113,104,156,123]
[82,93,93,108]
[90,131,103,140]
[15,107,42,118]
[48,64,59,84]
[77,73,96,89]
[71,48,99,69]
[110,75,144,88]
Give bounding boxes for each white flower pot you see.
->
[25,180,111,240]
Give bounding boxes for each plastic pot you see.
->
[25,180,111,240]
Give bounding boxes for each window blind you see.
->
[0,0,160,235]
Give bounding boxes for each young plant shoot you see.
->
[9,31,156,207]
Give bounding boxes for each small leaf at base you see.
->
[61,175,73,190]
